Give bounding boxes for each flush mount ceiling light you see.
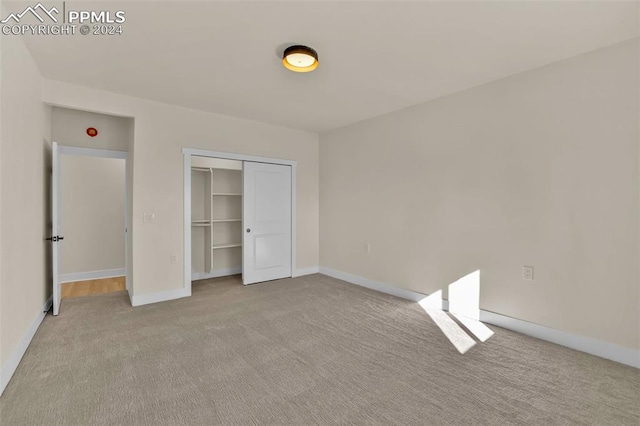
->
[282,45,319,73]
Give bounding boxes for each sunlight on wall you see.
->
[418,290,477,354]
[449,270,480,320]
[417,271,494,353]
[448,270,494,342]
[417,289,444,311]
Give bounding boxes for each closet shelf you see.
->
[212,193,242,196]
[212,218,242,223]
[212,243,242,250]
[191,223,211,227]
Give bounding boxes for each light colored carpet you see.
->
[1,274,638,425]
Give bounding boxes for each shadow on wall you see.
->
[417,270,494,354]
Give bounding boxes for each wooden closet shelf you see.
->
[212,243,242,250]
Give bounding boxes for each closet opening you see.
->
[191,157,243,283]
[183,149,297,295]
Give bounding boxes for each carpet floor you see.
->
[0,274,638,425]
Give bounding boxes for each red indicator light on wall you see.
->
[86,127,98,137]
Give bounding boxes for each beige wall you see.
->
[59,156,126,275]
[43,80,320,297]
[52,107,131,151]
[0,33,49,366]
[320,39,639,350]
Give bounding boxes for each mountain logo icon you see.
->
[1,2,59,24]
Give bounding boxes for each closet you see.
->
[187,152,294,286]
[191,157,243,280]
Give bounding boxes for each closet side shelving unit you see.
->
[191,163,243,278]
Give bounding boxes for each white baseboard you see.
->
[59,268,126,283]
[293,266,319,277]
[192,267,242,281]
[319,266,640,369]
[319,266,425,302]
[476,309,639,368]
[131,287,191,307]
[0,295,53,396]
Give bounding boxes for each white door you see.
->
[242,162,292,285]
[50,142,62,315]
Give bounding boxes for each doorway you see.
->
[50,144,129,315]
[183,149,296,294]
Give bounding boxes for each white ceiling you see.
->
[19,1,639,133]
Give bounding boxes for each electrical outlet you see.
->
[365,243,372,254]
[143,212,155,223]
[170,254,178,264]
[522,266,534,280]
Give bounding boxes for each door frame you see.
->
[54,144,131,300]
[182,148,297,295]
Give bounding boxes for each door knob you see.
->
[246,228,251,233]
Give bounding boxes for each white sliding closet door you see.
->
[242,162,292,285]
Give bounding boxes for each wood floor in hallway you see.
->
[61,276,125,299]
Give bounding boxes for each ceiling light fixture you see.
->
[282,45,319,73]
